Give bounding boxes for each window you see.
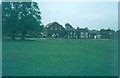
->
[81,35,84,38]
[59,27,61,30]
[109,32,112,35]
[55,27,57,30]
[86,32,88,35]
[50,27,53,30]
[81,32,83,35]
[86,36,88,38]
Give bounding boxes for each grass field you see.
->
[2,39,118,76]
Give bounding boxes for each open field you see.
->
[2,39,118,76]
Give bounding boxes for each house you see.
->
[65,23,77,39]
[88,30,101,39]
[100,29,115,39]
[76,27,88,39]
[42,22,116,39]
[43,22,65,38]
[111,30,119,40]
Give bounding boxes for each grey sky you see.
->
[33,0,119,2]
[38,2,118,30]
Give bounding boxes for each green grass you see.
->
[2,39,118,76]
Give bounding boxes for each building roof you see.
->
[45,21,61,28]
[65,24,75,31]
[65,27,75,31]
[88,30,100,34]
[78,28,88,32]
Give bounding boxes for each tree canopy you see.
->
[2,1,43,40]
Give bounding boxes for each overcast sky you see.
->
[33,0,119,2]
[36,1,118,30]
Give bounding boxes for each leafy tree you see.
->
[2,1,42,40]
[65,23,72,29]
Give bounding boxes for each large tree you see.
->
[2,1,42,40]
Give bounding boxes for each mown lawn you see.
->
[2,39,118,76]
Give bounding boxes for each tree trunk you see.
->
[20,30,27,40]
[20,33,25,40]
[11,34,16,40]
[21,36,25,40]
